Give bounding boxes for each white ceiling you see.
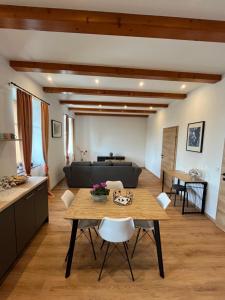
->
[1,0,225,20]
[1,30,225,74]
[1,1,225,113]
[27,73,204,93]
[59,94,172,104]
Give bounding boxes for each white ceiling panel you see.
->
[56,94,174,105]
[25,73,204,93]
[1,30,225,74]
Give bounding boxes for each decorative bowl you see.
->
[91,194,108,202]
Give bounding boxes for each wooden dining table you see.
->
[64,188,169,279]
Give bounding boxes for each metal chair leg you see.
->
[98,242,110,281]
[131,228,141,258]
[123,242,135,281]
[100,240,105,249]
[88,228,97,260]
[174,192,177,206]
[93,227,99,237]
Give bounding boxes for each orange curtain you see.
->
[72,118,75,161]
[41,102,49,177]
[65,114,70,165]
[17,89,33,176]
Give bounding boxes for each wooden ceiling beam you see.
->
[60,100,168,108]
[9,61,221,83]
[69,107,156,114]
[1,5,225,43]
[74,112,148,118]
[43,87,186,99]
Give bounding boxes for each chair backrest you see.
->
[98,217,135,243]
[61,190,75,208]
[106,180,124,190]
[157,192,171,210]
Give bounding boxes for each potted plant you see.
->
[90,182,110,201]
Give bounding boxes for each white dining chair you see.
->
[131,192,171,258]
[106,180,124,190]
[98,217,135,281]
[61,190,99,260]
[100,181,124,250]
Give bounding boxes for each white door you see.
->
[216,141,225,232]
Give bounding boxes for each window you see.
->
[64,115,74,162]
[68,117,74,156]
[32,99,44,166]
[13,87,44,174]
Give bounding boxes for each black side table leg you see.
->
[162,171,165,192]
[65,219,79,278]
[182,184,187,214]
[153,220,165,278]
[201,183,207,214]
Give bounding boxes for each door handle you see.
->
[26,192,34,200]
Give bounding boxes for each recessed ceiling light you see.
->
[149,106,153,110]
[47,76,52,82]
[95,79,99,84]
[62,92,72,95]
[181,84,186,90]
[139,81,144,87]
[98,104,102,108]
[124,105,127,109]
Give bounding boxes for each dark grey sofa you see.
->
[63,161,142,188]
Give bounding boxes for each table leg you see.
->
[201,183,207,214]
[65,219,78,278]
[182,183,187,214]
[162,171,165,192]
[153,220,164,278]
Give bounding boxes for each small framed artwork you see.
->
[186,121,205,153]
[51,120,62,138]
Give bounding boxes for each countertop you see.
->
[0,176,47,213]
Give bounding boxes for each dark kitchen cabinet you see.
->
[0,180,48,282]
[0,206,17,279]
[34,182,48,229]
[14,191,37,254]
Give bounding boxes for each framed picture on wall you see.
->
[51,120,62,138]
[186,121,205,153]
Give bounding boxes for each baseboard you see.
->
[144,166,161,180]
[50,176,65,191]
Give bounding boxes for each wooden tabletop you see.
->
[65,188,169,221]
[164,170,207,183]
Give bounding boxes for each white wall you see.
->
[75,115,147,167]
[145,78,225,219]
[0,56,70,189]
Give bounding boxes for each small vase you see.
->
[91,194,108,202]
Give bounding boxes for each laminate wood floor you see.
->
[0,169,225,300]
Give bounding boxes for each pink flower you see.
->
[93,184,100,190]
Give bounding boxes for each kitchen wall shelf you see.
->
[0,139,21,142]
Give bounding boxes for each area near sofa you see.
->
[63,161,142,188]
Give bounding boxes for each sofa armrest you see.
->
[133,166,142,176]
[63,166,71,180]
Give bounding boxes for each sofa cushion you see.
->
[92,161,112,166]
[71,161,92,166]
[112,162,132,166]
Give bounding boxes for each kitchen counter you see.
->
[0,176,47,213]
